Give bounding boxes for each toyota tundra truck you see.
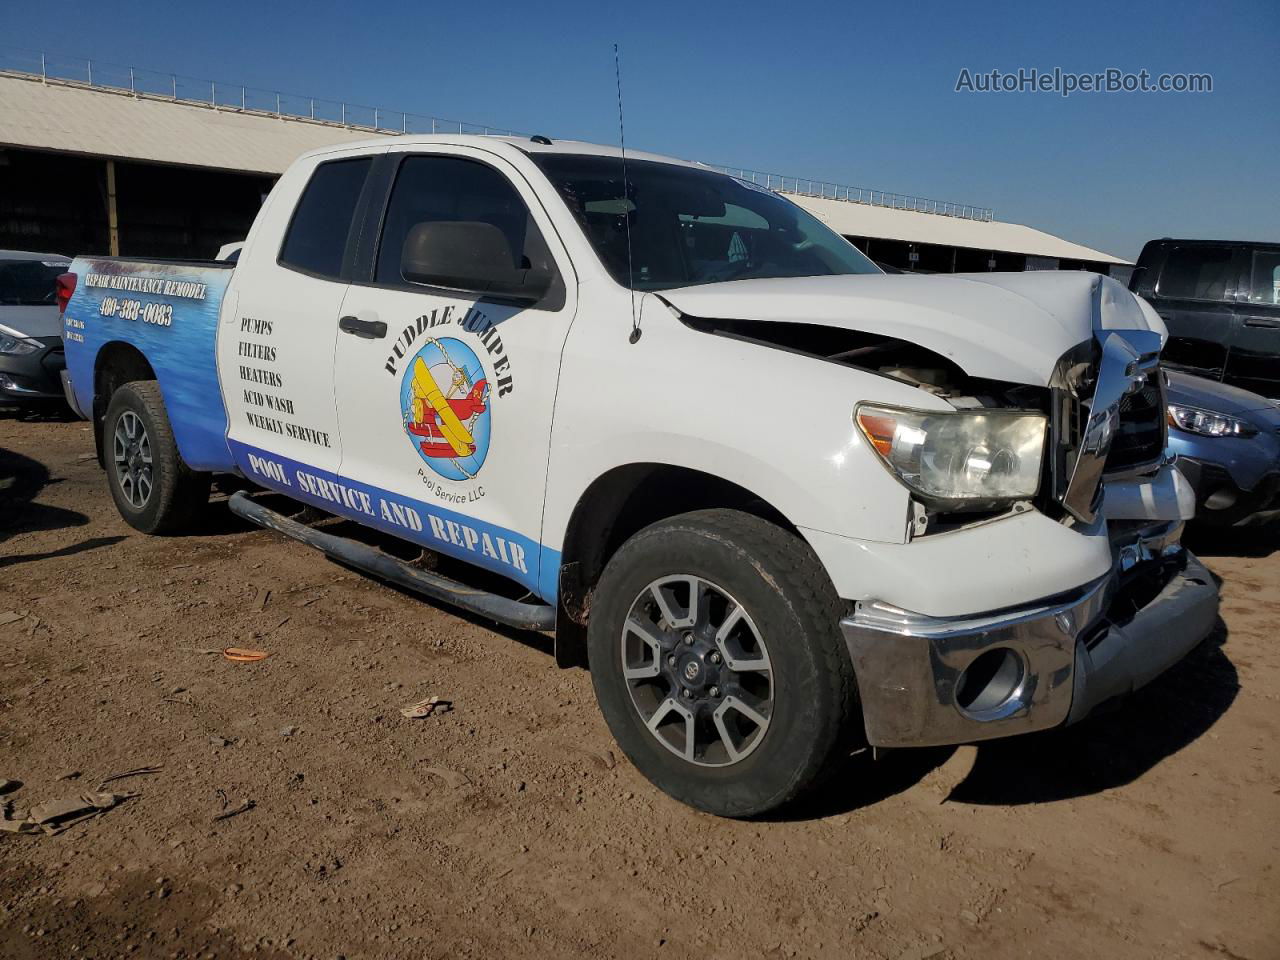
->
[56,135,1219,817]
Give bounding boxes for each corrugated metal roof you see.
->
[0,72,1128,265]
[787,193,1128,264]
[0,73,394,175]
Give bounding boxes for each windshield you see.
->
[532,156,880,291]
[0,260,66,306]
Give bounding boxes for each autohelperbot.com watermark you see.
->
[955,67,1212,97]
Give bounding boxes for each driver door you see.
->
[331,146,577,601]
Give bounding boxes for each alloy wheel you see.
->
[112,410,154,509]
[620,575,773,767]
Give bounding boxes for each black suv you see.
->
[1130,238,1280,400]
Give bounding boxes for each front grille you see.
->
[1104,379,1165,472]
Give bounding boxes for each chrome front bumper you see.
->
[840,549,1219,748]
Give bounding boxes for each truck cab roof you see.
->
[295,133,703,171]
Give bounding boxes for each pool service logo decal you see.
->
[400,336,490,480]
[384,305,515,483]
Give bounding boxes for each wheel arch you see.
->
[92,341,158,466]
[553,462,810,667]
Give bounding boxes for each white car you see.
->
[58,135,1217,816]
[1,249,73,403]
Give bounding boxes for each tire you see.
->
[103,380,210,534]
[587,509,860,817]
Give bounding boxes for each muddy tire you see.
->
[587,509,860,817]
[104,380,210,534]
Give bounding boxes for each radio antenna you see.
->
[614,43,640,344]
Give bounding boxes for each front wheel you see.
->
[104,380,210,534]
[587,509,860,817]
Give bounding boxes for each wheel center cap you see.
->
[682,659,701,682]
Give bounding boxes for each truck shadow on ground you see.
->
[0,402,80,425]
[776,621,1238,820]
[947,621,1237,806]
[200,485,557,657]
[1183,522,1279,559]
[0,445,123,566]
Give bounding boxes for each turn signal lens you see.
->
[857,413,897,456]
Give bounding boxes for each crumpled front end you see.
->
[839,303,1220,748]
[841,531,1218,748]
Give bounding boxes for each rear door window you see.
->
[1155,245,1237,301]
[1245,247,1280,305]
[278,157,372,279]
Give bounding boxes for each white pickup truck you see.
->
[57,135,1219,816]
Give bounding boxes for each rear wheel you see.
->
[587,509,860,817]
[104,380,210,534]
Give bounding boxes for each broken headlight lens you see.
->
[855,404,1046,505]
[1166,403,1258,438]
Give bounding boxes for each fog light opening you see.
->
[955,647,1025,718]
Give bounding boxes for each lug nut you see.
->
[683,632,694,646]
[667,655,677,667]
[681,687,693,699]
[709,651,722,664]
[708,686,721,698]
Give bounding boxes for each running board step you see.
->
[227,491,556,632]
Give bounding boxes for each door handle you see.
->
[1243,317,1280,329]
[338,315,387,339]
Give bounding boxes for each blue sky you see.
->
[6,0,1277,260]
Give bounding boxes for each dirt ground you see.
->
[1,408,1277,960]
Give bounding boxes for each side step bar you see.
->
[228,491,556,632]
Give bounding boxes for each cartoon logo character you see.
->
[399,337,491,480]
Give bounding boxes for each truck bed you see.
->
[61,256,238,472]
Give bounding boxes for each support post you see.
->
[106,159,120,257]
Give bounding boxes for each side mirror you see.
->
[401,221,552,302]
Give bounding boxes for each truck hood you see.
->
[659,271,1157,387]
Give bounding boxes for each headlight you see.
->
[0,325,41,356]
[1166,403,1258,438]
[855,403,1046,506]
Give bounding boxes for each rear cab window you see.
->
[278,157,373,280]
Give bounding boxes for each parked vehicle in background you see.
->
[57,135,1217,816]
[1166,370,1280,526]
[1130,238,1280,400]
[0,250,74,406]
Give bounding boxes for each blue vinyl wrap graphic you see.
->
[61,258,561,603]
[62,258,236,472]
[229,439,560,603]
